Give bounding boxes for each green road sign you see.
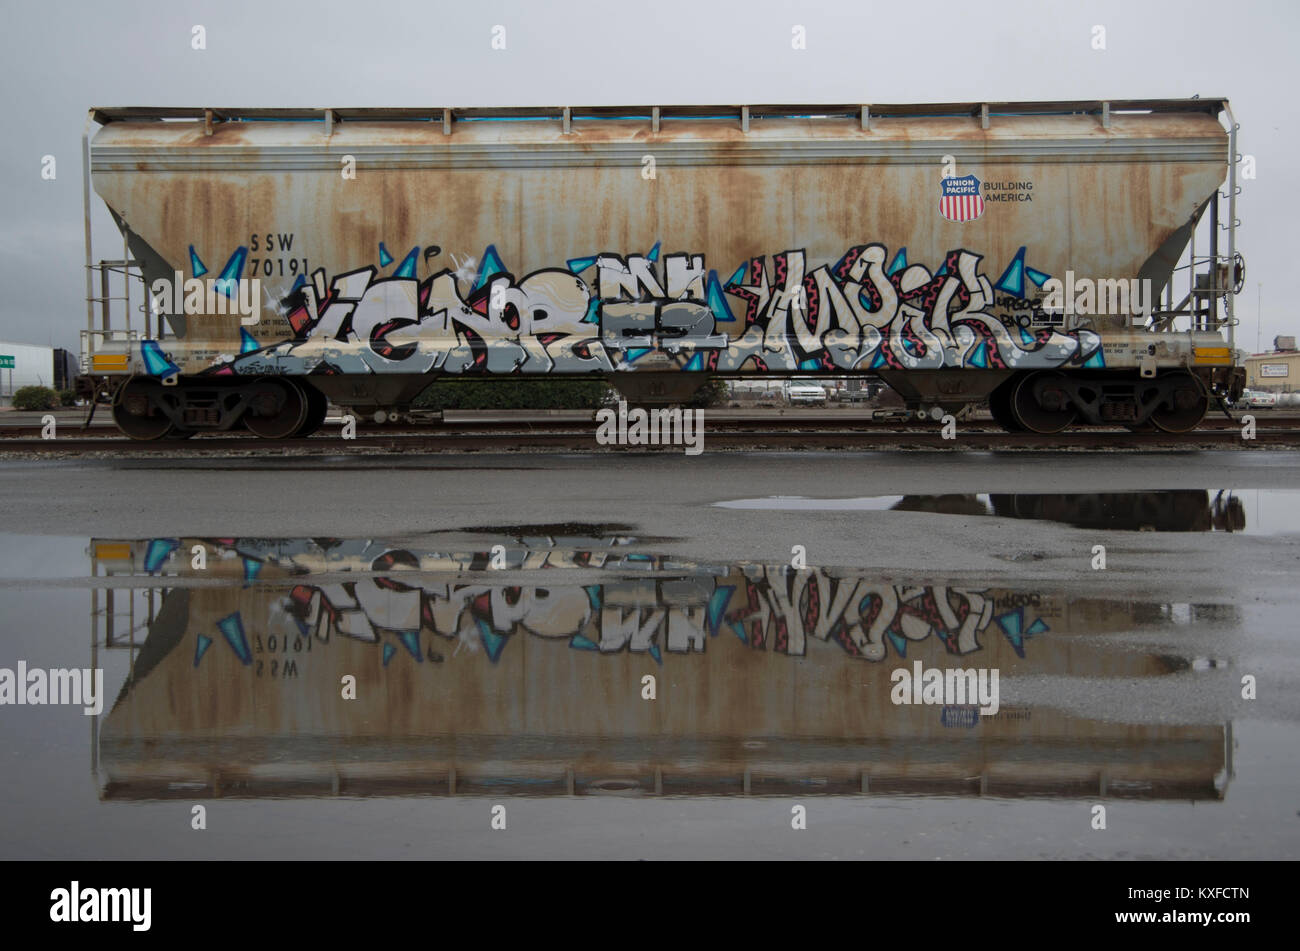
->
[0,356,13,369]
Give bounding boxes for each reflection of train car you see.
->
[78,99,1244,438]
[90,537,1233,800]
[892,490,1247,532]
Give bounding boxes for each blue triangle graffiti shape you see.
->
[394,246,419,279]
[193,634,212,667]
[997,608,1026,657]
[141,340,179,377]
[707,585,734,635]
[729,621,748,644]
[189,245,208,278]
[217,612,252,665]
[887,629,907,657]
[143,538,177,573]
[242,557,261,584]
[566,255,598,273]
[726,263,747,287]
[585,585,601,610]
[382,643,396,667]
[968,341,988,369]
[477,619,507,662]
[398,630,422,660]
[649,644,662,665]
[1025,266,1051,288]
[995,246,1028,297]
[239,327,259,354]
[887,247,907,276]
[214,247,248,299]
[569,634,598,651]
[706,270,736,322]
[378,242,393,267]
[647,241,661,262]
[473,245,506,291]
[1026,617,1050,636]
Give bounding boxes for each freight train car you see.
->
[76,100,1245,438]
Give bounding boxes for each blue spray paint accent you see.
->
[685,352,704,371]
[968,341,988,368]
[582,297,600,324]
[1083,348,1106,368]
[648,643,662,665]
[213,247,248,299]
[566,255,598,273]
[239,327,259,354]
[290,273,306,291]
[729,621,747,644]
[1025,266,1052,288]
[887,247,907,276]
[189,245,208,278]
[382,643,396,667]
[394,246,419,278]
[477,619,507,662]
[726,263,747,287]
[995,247,1027,297]
[141,340,180,377]
[625,348,651,363]
[473,245,506,291]
[143,538,177,574]
[706,270,735,322]
[398,630,422,661]
[707,585,734,635]
[585,585,601,611]
[569,634,598,651]
[886,629,907,658]
[193,634,212,667]
[996,608,1026,658]
[647,241,661,262]
[217,612,252,665]
[378,243,393,267]
[242,558,261,585]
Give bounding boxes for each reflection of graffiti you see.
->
[210,242,1104,378]
[182,542,1050,669]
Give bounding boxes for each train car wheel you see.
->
[1150,372,1208,433]
[111,377,174,441]
[243,379,308,439]
[1010,372,1076,434]
[988,379,1024,432]
[293,383,329,437]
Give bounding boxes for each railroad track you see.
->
[1,424,1298,454]
[1,407,1295,441]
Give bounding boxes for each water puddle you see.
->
[0,533,1236,803]
[716,489,1300,534]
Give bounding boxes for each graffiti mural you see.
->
[201,242,1105,379]
[117,538,1051,670]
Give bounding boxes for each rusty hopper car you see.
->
[77,100,1244,439]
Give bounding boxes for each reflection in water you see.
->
[727,490,1250,532]
[88,534,1237,802]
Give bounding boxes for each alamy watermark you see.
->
[150,271,261,325]
[50,882,150,931]
[890,660,999,716]
[0,662,103,715]
[1041,273,1153,318]
[595,400,704,455]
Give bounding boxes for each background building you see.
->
[1243,336,1300,393]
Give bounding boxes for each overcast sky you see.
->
[1,0,1296,351]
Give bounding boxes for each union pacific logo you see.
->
[939,175,984,223]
